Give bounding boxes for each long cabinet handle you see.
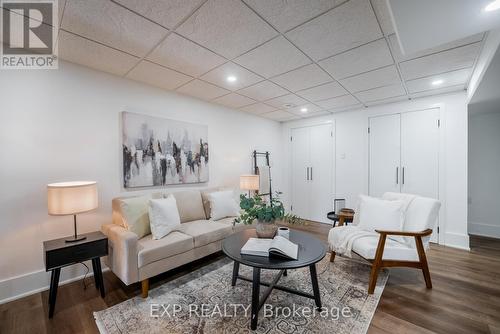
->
[402,167,405,185]
[310,167,313,181]
[306,167,309,181]
[396,167,399,184]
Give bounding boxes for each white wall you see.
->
[282,92,469,250]
[0,61,284,303]
[468,110,500,238]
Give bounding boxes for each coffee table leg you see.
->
[231,261,240,286]
[283,269,287,276]
[309,264,322,309]
[251,267,261,330]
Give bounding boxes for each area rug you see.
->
[94,255,388,334]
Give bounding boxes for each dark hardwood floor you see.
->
[1,223,499,334]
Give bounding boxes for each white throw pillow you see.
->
[209,190,240,221]
[357,195,405,232]
[148,195,181,240]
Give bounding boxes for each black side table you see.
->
[43,231,108,318]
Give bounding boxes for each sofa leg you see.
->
[141,279,149,298]
[330,251,336,263]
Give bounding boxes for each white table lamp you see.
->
[240,174,259,197]
[47,181,98,243]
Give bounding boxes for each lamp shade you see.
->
[240,175,259,191]
[47,181,98,215]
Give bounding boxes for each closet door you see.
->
[400,109,439,198]
[401,109,440,242]
[369,114,401,197]
[291,127,310,219]
[309,124,333,223]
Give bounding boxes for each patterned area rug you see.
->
[94,255,387,334]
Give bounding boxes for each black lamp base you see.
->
[65,235,87,243]
[65,214,86,243]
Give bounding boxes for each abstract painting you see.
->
[122,112,209,188]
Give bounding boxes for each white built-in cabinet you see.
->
[291,123,333,224]
[369,108,440,240]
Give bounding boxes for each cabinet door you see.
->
[291,127,310,219]
[309,123,333,223]
[369,114,401,197]
[401,109,440,241]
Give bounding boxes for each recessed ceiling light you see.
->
[300,108,308,113]
[226,75,237,83]
[432,79,444,86]
[485,0,500,12]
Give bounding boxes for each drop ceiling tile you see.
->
[399,43,481,80]
[234,36,311,78]
[371,0,395,35]
[340,65,401,92]
[319,39,393,79]
[212,93,256,108]
[405,68,471,94]
[126,60,193,90]
[200,62,263,90]
[114,0,204,29]
[261,110,298,121]
[176,0,277,59]
[365,95,408,107]
[286,0,382,60]
[147,33,225,77]
[302,110,332,118]
[354,83,406,103]
[243,0,347,33]
[389,33,484,62]
[410,84,465,99]
[316,94,359,109]
[61,0,167,57]
[330,103,363,113]
[295,81,348,101]
[266,94,309,109]
[237,80,288,101]
[240,103,277,115]
[176,79,230,100]
[271,64,332,92]
[58,31,139,76]
[287,103,323,116]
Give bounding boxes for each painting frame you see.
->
[121,111,209,188]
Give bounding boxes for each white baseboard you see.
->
[444,232,470,250]
[468,221,500,239]
[0,260,108,305]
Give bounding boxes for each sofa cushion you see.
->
[117,196,151,238]
[169,190,206,223]
[209,190,240,220]
[215,217,253,232]
[137,231,194,267]
[200,187,220,219]
[352,235,419,261]
[176,220,233,247]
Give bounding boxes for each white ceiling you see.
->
[389,0,500,55]
[1,0,488,122]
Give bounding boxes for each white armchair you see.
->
[328,192,441,294]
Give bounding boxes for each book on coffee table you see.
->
[240,236,298,260]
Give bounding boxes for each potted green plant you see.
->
[235,192,302,238]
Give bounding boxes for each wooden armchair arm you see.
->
[374,229,433,237]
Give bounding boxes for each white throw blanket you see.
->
[330,226,377,258]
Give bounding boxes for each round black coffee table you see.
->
[222,229,326,330]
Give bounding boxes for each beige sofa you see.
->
[101,188,250,297]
